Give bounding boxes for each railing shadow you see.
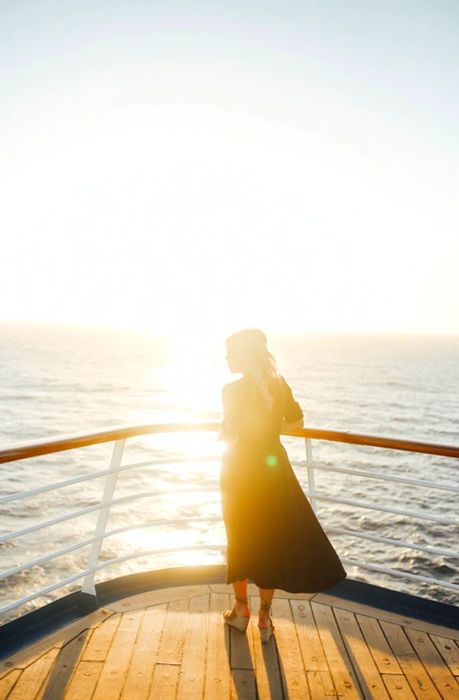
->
[40,627,91,699]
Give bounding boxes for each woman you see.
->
[220,328,347,643]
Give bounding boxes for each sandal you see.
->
[223,595,251,632]
[258,599,275,644]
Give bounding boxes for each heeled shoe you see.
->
[223,595,251,632]
[258,599,275,644]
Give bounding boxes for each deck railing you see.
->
[1,423,458,622]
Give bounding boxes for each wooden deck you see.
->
[1,583,458,699]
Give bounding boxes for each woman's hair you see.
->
[226,328,278,410]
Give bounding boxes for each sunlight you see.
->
[124,526,193,552]
[4,97,440,334]
[2,0,459,335]
[162,334,225,408]
[122,518,226,568]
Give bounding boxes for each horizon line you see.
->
[1,318,459,338]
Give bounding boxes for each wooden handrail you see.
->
[0,422,458,464]
[0,422,220,465]
[290,427,459,459]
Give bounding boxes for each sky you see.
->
[1,0,458,337]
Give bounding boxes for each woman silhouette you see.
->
[220,329,347,643]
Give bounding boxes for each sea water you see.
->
[1,322,458,621]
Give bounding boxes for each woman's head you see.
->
[225,328,277,379]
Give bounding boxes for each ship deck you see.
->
[1,582,458,699]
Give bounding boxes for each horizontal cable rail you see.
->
[340,557,459,592]
[0,514,223,581]
[1,421,458,622]
[327,527,459,559]
[301,490,458,525]
[300,461,459,493]
[0,500,111,544]
[0,468,114,506]
[0,485,220,544]
[0,455,220,507]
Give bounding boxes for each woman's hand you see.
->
[281,418,304,432]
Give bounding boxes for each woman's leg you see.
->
[232,579,250,615]
[258,587,274,627]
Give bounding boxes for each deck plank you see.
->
[91,609,143,700]
[249,595,283,700]
[333,606,390,699]
[7,649,58,700]
[156,597,189,666]
[307,670,340,700]
[312,592,459,640]
[148,664,180,698]
[310,600,362,699]
[81,613,121,662]
[290,599,331,672]
[0,670,21,700]
[176,594,209,700]
[289,599,336,699]
[382,673,417,698]
[120,604,167,700]
[204,593,231,699]
[429,634,459,677]
[404,626,459,699]
[379,620,442,699]
[63,661,102,700]
[273,597,311,699]
[356,613,402,675]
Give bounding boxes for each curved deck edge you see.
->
[1,566,458,661]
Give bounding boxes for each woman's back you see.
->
[222,374,303,444]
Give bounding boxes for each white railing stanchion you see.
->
[81,439,125,595]
[305,438,317,512]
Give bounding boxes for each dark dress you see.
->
[220,374,347,592]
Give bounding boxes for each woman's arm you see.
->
[281,376,304,431]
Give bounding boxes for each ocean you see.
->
[1,322,458,622]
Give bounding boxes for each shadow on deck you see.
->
[1,575,459,699]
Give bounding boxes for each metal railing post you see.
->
[305,438,317,512]
[81,438,125,595]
